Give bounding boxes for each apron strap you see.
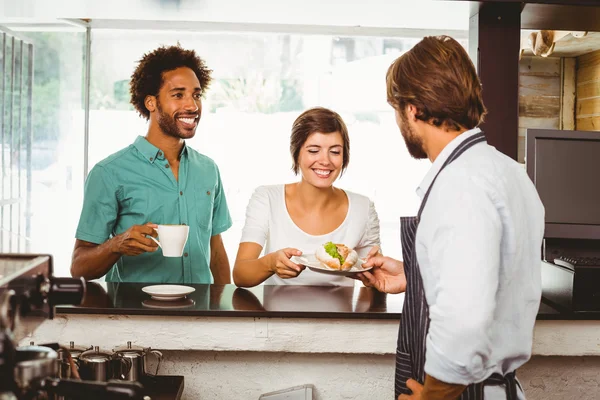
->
[417,131,486,218]
[482,371,519,400]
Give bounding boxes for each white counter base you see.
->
[24,315,600,356]
[22,315,600,399]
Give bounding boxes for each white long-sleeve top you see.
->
[415,128,545,398]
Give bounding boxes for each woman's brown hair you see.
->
[290,107,350,175]
[386,35,487,131]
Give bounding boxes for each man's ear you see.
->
[145,95,156,113]
[406,104,418,121]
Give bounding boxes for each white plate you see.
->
[141,284,196,301]
[291,254,372,277]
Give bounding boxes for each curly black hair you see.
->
[129,45,212,120]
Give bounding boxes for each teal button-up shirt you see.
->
[75,136,232,284]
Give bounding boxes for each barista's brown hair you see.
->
[290,107,350,175]
[386,35,487,131]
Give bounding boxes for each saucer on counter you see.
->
[141,284,195,301]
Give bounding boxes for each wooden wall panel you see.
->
[518,56,561,163]
[577,66,600,83]
[577,98,600,116]
[561,57,576,130]
[576,49,600,131]
[519,96,561,117]
[578,49,600,69]
[577,116,600,131]
[577,81,600,99]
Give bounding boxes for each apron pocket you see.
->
[395,350,413,396]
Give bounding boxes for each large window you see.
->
[0,28,85,276]
[3,25,467,279]
[88,30,433,270]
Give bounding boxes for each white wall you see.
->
[151,351,600,400]
[154,350,395,400]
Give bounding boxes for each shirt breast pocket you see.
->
[195,186,215,231]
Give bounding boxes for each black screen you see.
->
[535,138,600,225]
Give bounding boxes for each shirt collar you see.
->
[416,127,482,199]
[133,136,188,164]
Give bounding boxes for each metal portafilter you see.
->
[46,277,87,309]
[0,256,154,399]
[2,276,86,335]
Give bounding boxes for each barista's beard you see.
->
[399,111,428,160]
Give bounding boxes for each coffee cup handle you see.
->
[149,236,161,248]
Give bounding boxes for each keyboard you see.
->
[554,256,600,267]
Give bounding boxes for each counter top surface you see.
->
[56,282,600,320]
[58,282,404,319]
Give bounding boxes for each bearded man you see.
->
[358,36,545,400]
[72,45,232,284]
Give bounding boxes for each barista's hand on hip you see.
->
[356,256,406,294]
[268,248,305,279]
[398,379,423,400]
[111,223,159,256]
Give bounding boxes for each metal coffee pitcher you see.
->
[56,341,92,379]
[78,346,132,382]
[14,345,58,391]
[112,341,163,382]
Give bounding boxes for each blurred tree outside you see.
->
[206,35,305,114]
[23,32,85,170]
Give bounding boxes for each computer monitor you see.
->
[526,128,600,240]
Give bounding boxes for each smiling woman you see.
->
[232,107,381,288]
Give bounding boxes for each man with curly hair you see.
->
[71,45,232,284]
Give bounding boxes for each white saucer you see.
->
[141,284,196,301]
[291,254,372,277]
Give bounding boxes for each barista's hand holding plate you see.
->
[357,255,406,294]
[267,248,305,279]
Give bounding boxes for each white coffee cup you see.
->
[150,225,189,257]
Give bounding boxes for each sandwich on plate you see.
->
[315,242,359,271]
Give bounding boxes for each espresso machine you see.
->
[0,253,149,400]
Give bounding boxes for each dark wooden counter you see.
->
[58,282,403,319]
[55,282,600,320]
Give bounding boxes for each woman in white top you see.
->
[233,107,381,287]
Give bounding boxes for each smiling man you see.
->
[71,45,232,284]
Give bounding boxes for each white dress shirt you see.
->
[241,184,380,286]
[415,128,545,398]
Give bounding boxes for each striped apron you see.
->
[395,131,520,400]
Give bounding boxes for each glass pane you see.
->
[2,31,86,276]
